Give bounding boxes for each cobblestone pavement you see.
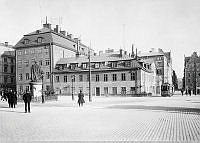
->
[0,94,200,142]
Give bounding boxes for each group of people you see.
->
[181,89,192,96]
[1,89,17,108]
[1,89,85,113]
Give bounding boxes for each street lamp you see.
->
[41,71,45,103]
[71,75,75,100]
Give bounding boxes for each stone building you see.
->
[53,49,161,97]
[138,48,173,92]
[0,42,15,92]
[183,52,200,94]
[14,22,94,95]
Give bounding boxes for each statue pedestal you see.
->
[30,82,42,101]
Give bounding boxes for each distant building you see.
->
[0,42,16,92]
[14,22,94,96]
[177,78,183,90]
[138,48,173,88]
[53,49,161,96]
[183,52,200,94]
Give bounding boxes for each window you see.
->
[3,57,7,62]
[30,49,35,54]
[18,50,23,55]
[71,75,75,82]
[11,77,14,83]
[24,49,29,55]
[112,74,117,81]
[4,65,8,73]
[39,60,43,66]
[46,72,50,79]
[19,86,23,93]
[64,76,67,82]
[31,59,35,64]
[104,74,108,82]
[121,87,126,95]
[112,87,117,95]
[87,74,89,81]
[131,72,136,81]
[25,86,29,92]
[19,74,23,81]
[37,37,43,43]
[45,59,50,66]
[46,85,50,91]
[104,87,108,95]
[121,73,126,81]
[26,73,29,80]
[96,74,99,82]
[24,60,29,67]
[130,87,135,94]
[4,76,8,83]
[56,76,60,82]
[79,75,83,82]
[82,63,87,69]
[11,59,14,63]
[95,63,100,68]
[24,39,29,44]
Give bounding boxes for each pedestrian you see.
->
[78,90,85,107]
[6,90,11,108]
[13,91,17,108]
[181,89,184,96]
[9,90,15,108]
[23,90,32,113]
[188,89,192,96]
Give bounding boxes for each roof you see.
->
[1,51,15,57]
[56,54,134,65]
[14,27,88,50]
[0,43,14,55]
[138,51,164,57]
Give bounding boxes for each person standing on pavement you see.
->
[78,90,85,107]
[23,90,32,113]
[181,89,184,96]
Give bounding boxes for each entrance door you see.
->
[96,87,100,96]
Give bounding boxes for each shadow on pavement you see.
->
[0,109,25,113]
[107,105,200,115]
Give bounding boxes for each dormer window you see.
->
[24,39,29,44]
[37,37,43,43]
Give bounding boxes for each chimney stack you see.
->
[5,42,8,47]
[60,30,66,36]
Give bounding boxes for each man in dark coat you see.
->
[78,90,85,107]
[23,91,32,113]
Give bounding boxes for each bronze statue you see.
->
[31,61,43,82]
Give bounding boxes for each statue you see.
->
[31,61,43,82]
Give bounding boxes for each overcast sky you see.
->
[0,0,200,78]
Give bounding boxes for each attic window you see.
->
[24,39,29,44]
[37,37,43,43]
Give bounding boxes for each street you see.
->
[0,94,200,142]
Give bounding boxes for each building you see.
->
[0,42,16,92]
[183,52,200,94]
[53,49,161,97]
[14,22,94,96]
[138,48,173,86]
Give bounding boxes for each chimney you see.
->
[124,51,127,55]
[74,38,78,42]
[131,44,135,58]
[67,34,72,39]
[120,49,123,57]
[54,25,59,33]
[43,23,51,29]
[60,30,66,36]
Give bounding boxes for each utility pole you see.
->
[88,46,92,102]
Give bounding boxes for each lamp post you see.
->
[41,71,45,103]
[71,75,75,100]
[88,48,92,102]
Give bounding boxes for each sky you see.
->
[0,0,200,78]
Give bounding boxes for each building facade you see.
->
[53,50,161,97]
[138,48,173,86]
[184,52,200,94]
[0,42,15,92]
[14,23,94,95]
